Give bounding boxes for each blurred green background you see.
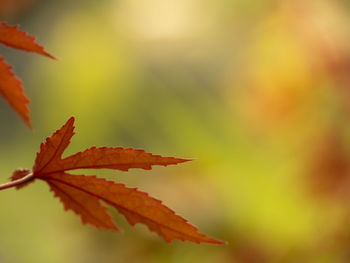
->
[2,0,350,262]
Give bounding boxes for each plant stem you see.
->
[0,173,34,191]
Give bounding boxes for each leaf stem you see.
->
[0,173,34,191]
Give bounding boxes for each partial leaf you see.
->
[34,117,75,174]
[0,21,55,127]
[48,179,119,231]
[33,117,189,176]
[43,172,222,244]
[0,57,31,128]
[0,21,55,59]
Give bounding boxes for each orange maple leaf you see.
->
[0,21,55,128]
[9,117,224,244]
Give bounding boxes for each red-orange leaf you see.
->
[45,173,220,244]
[33,117,189,176]
[0,21,55,128]
[0,57,31,128]
[11,117,223,244]
[48,179,119,231]
[0,21,55,59]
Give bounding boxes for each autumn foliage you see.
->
[0,21,54,128]
[8,117,223,244]
[0,21,223,245]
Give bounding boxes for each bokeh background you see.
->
[1,0,350,262]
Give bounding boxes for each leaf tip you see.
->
[164,157,193,166]
[178,158,194,163]
[204,237,227,245]
[27,120,33,130]
[44,52,57,60]
[62,116,76,131]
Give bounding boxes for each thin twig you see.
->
[0,173,34,191]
